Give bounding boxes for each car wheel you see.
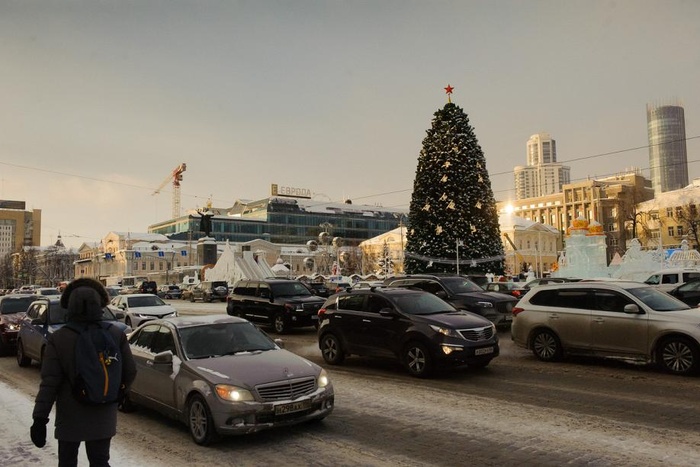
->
[320,333,345,365]
[403,341,434,378]
[657,337,700,376]
[531,329,562,362]
[188,394,219,446]
[17,340,31,367]
[273,314,288,334]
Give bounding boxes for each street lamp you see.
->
[456,240,464,275]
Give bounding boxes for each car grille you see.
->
[458,326,495,342]
[303,303,322,313]
[255,376,316,402]
[495,301,515,313]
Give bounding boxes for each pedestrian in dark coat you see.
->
[31,278,137,466]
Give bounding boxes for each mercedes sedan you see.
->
[122,315,334,445]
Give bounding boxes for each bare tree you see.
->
[672,203,700,249]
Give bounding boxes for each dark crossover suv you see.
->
[0,294,39,355]
[226,279,325,333]
[385,275,518,329]
[190,281,228,303]
[317,287,499,378]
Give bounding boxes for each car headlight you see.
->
[318,369,330,388]
[7,324,19,331]
[475,301,494,308]
[429,325,461,338]
[215,384,255,402]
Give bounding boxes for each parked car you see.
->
[0,294,39,355]
[137,280,158,294]
[667,278,700,307]
[644,268,700,292]
[105,287,122,299]
[351,281,385,290]
[385,274,518,329]
[122,315,334,445]
[226,279,325,333]
[32,287,62,299]
[511,281,700,375]
[318,287,499,378]
[180,284,196,301]
[109,294,178,328]
[16,297,131,367]
[522,277,581,290]
[304,282,330,298]
[158,285,182,299]
[483,281,528,299]
[190,281,228,303]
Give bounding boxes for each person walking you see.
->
[30,278,137,466]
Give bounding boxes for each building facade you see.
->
[513,133,570,199]
[0,200,41,257]
[148,196,406,247]
[647,103,688,194]
[498,172,654,264]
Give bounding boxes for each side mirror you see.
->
[623,303,642,314]
[274,338,285,349]
[435,290,447,299]
[153,350,174,364]
[378,307,395,317]
[114,311,125,320]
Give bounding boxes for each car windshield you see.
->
[628,286,692,311]
[49,306,116,324]
[1,296,37,314]
[128,295,166,307]
[440,277,483,293]
[270,282,312,297]
[180,322,277,359]
[394,293,457,315]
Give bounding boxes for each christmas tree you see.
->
[404,85,505,275]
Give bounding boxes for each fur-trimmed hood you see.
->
[60,278,109,322]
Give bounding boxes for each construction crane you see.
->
[152,163,187,219]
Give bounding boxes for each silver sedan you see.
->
[122,314,334,445]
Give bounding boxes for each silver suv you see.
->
[511,281,700,375]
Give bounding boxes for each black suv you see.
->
[190,281,228,302]
[385,274,518,329]
[138,281,158,294]
[226,279,325,333]
[317,287,499,377]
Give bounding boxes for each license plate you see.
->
[474,346,494,356]
[274,400,311,415]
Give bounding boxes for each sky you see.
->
[1,0,698,250]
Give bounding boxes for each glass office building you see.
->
[647,103,688,194]
[148,196,406,246]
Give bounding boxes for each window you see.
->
[366,295,391,314]
[667,208,673,218]
[257,283,271,299]
[677,225,684,237]
[150,326,177,354]
[131,324,160,351]
[338,294,365,311]
[668,226,675,237]
[593,291,630,312]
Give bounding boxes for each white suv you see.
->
[643,268,700,292]
[511,280,700,375]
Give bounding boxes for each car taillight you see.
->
[512,306,525,317]
[512,290,521,298]
[318,308,326,319]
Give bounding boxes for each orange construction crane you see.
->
[152,163,187,219]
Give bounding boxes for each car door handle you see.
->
[548,313,559,319]
[146,360,154,366]
[593,318,605,324]
[362,319,371,323]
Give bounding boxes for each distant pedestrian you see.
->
[30,278,137,467]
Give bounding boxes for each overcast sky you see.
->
[1,0,698,250]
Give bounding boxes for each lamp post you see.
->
[456,240,464,275]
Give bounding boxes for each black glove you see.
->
[30,417,48,448]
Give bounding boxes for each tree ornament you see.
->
[443,161,451,168]
[435,225,443,235]
[440,175,448,183]
[444,84,454,103]
[439,193,447,202]
[447,201,456,210]
[475,201,482,209]
[422,203,431,211]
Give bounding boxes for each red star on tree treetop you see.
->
[444,84,454,103]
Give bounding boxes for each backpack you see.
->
[65,322,123,405]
